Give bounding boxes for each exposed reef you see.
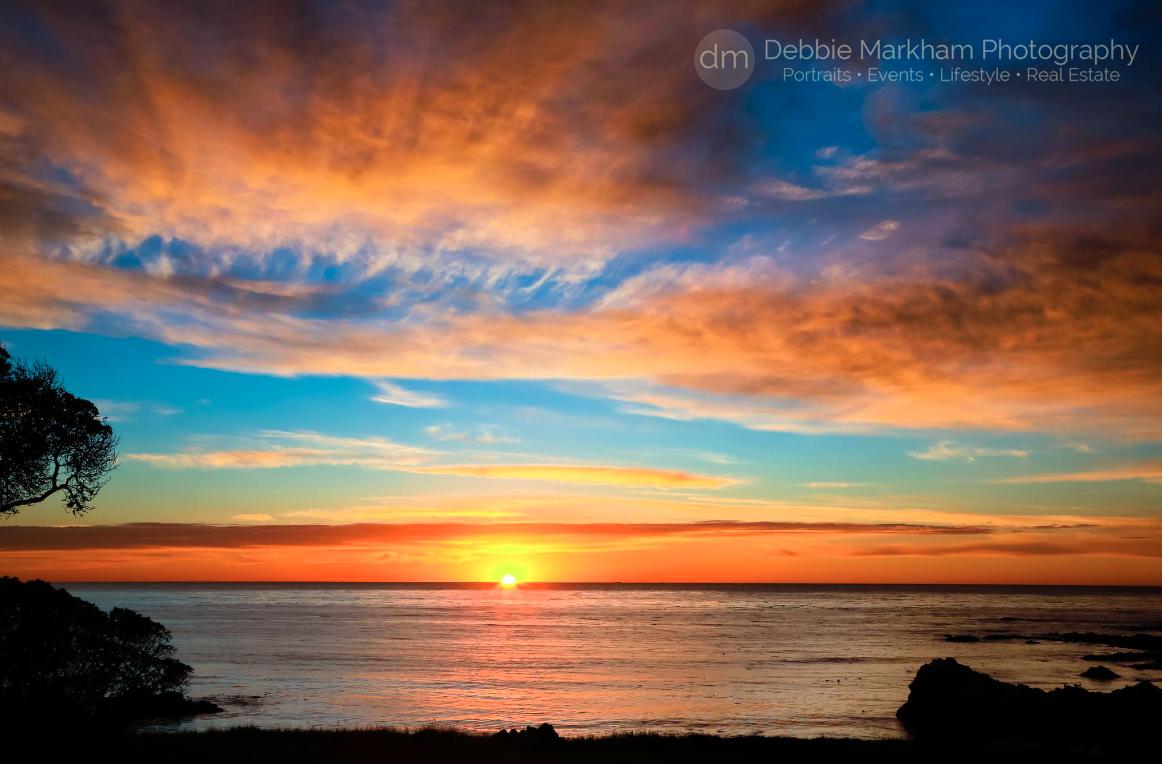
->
[898,657,1161,743]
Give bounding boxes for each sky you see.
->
[1,0,1160,583]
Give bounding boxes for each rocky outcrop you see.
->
[938,629,1162,669]
[492,723,560,743]
[897,658,1162,742]
[1080,665,1120,680]
[98,690,223,726]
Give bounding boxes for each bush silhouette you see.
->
[0,577,192,723]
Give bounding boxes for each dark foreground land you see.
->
[7,726,1147,764]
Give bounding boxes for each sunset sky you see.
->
[1,0,1160,583]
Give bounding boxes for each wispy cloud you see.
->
[413,464,735,489]
[91,400,183,421]
[91,400,140,422]
[126,431,722,488]
[859,220,900,241]
[9,218,1162,440]
[750,179,851,201]
[425,424,520,444]
[689,451,741,465]
[371,381,446,408]
[995,463,1162,484]
[909,441,1029,462]
[128,431,440,470]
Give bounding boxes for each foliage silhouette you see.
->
[0,577,193,723]
[1,345,118,516]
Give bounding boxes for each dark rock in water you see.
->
[982,633,1020,641]
[1130,659,1162,670]
[1025,640,1040,645]
[1082,650,1162,669]
[1117,621,1162,632]
[1042,631,1162,652]
[1000,616,1017,622]
[897,657,1162,742]
[99,690,223,724]
[897,658,1042,733]
[943,634,980,643]
[1081,666,1120,680]
[493,723,559,743]
[1083,651,1151,662]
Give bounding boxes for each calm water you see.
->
[65,583,1162,738]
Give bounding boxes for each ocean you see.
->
[64,583,1162,738]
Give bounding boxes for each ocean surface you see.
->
[65,583,1162,738]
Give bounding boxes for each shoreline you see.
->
[11,726,1131,763]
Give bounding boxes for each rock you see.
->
[897,657,1162,742]
[1082,650,1162,669]
[1043,631,1162,652]
[1118,621,1162,632]
[99,690,223,724]
[897,658,1043,734]
[1081,666,1120,680]
[493,723,559,743]
[943,634,980,643]
[1130,659,1162,670]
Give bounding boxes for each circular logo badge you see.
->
[695,30,755,90]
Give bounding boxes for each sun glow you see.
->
[501,574,517,586]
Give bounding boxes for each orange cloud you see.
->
[161,225,1162,437]
[847,538,1162,558]
[124,431,731,487]
[0,520,998,553]
[412,464,734,489]
[6,224,1162,439]
[2,519,1159,584]
[1,2,1160,443]
[0,1,788,267]
[996,463,1162,484]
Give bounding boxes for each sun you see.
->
[500,574,517,586]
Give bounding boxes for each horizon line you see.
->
[49,580,1162,589]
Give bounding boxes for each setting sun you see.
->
[500,574,517,586]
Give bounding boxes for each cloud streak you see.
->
[4,516,1157,582]
[412,465,735,489]
[125,430,731,488]
[0,519,999,553]
[909,442,1029,462]
[370,382,446,408]
[996,463,1162,484]
[128,431,440,470]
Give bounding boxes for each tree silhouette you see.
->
[0,577,192,720]
[1,346,118,516]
